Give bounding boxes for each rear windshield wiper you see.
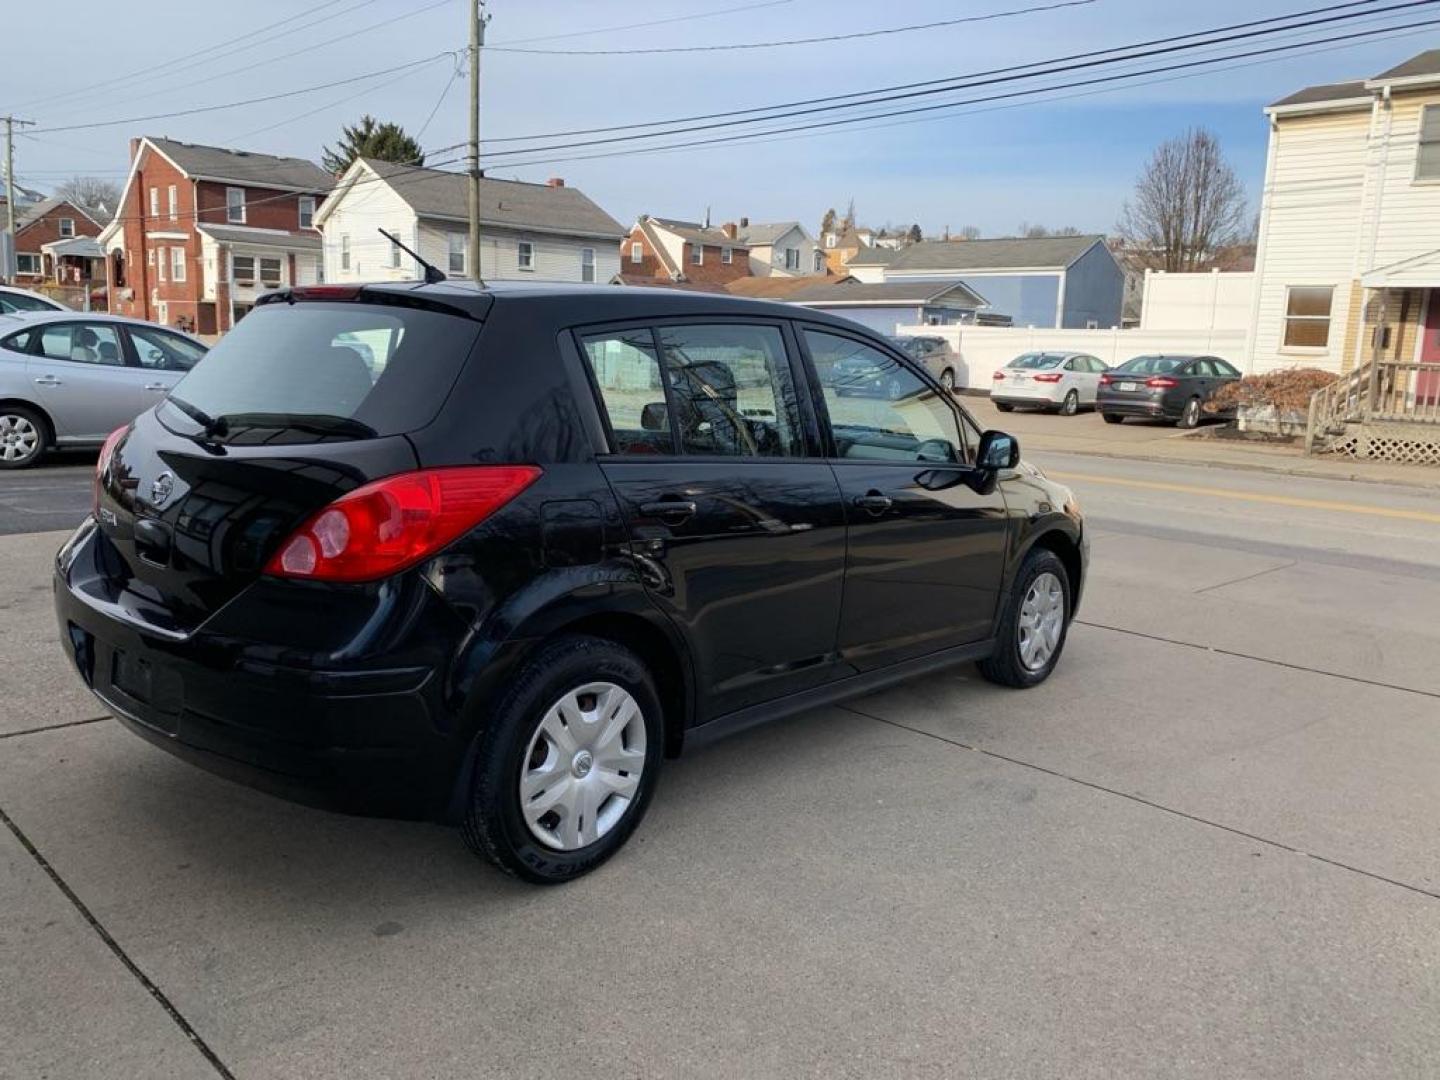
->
[165,395,230,439]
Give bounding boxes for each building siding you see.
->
[1059,241,1125,328]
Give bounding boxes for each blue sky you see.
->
[6,1,1435,236]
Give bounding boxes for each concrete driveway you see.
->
[4,453,1440,1078]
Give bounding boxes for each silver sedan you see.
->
[0,311,207,468]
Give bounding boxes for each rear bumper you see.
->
[992,390,1061,407]
[54,521,473,821]
[1097,395,1173,418]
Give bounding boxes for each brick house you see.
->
[100,137,334,334]
[11,198,106,297]
[617,215,754,287]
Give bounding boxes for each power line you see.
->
[488,0,1097,55]
[491,0,796,46]
[473,0,1433,160]
[476,0,1390,146]
[29,54,458,136]
[236,63,446,142]
[484,16,1439,170]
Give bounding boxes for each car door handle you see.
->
[143,383,169,391]
[853,492,893,515]
[639,499,697,523]
[33,376,61,387]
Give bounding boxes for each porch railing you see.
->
[1306,358,1440,453]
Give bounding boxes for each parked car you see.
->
[56,281,1087,884]
[0,312,207,468]
[1097,354,1241,428]
[0,285,67,315]
[888,335,959,391]
[991,352,1108,416]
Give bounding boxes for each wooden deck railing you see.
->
[1306,360,1440,453]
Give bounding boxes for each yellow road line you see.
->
[1047,470,1440,525]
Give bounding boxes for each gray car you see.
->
[0,312,207,468]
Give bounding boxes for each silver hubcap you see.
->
[0,415,39,461]
[1064,392,1077,414]
[520,681,647,851]
[1018,571,1065,671]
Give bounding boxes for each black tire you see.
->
[461,634,664,884]
[1060,390,1079,416]
[1102,412,1124,425]
[940,368,956,392]
[978,546,1072,689]
[0,405,49,470]
[1177,397,1202,429]
[994,401,1015,413]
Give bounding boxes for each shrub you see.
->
[1204,368,1338,414]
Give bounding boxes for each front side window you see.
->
[233,254,255,282]
[226,187,246,224]
[1213,358,1241,377]
[129,326,207,371]
[1283,286,1333,348]
[807,330,966,464]
[0,289,52,312]
[1418,105,1440,181]
[517,240,534,270]
[448,233,466,275]
[654,324,803,458]
[39,323,124,366]
[580,329,669,455]
[581,247,595,283]
[298,196,316,229]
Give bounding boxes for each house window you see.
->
[340,235,350,271]
[298,196,316,229]
[813,250,824,272]
[15,253,42,275]
[690,244,703,266]
[167,185,177,220]
[448,233,467,275]
[390,239,402,269]
[58,218,76,238]
[825,234,836,249]
[1418,105,1440,181]
[581,247,596,283]
[170,246,186,283]
[226,187,246,224]
[1283,286,1334,348]
[630,242,643,264]
[259,257,282,285]
[722,247,733,265]
[149,187,159,217]
[157,246,167,283]
[232,255,255,283]
[517,240,534,271]
[784,247,800,271]
[147,249,155,268]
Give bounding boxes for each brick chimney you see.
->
[546,177,565,187]
[129,137,142,162]
[721,222,738,239]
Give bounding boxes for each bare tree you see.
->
[1117,127,1248,272]
[55,176,121,213]
[1017,222,1080,238]
[955,225,981,240]
[842,197,857,229]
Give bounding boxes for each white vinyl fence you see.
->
[894,324,1253,390]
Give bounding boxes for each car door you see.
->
[1073,355,1103,405]
[26,321,155,441]
[800,327,1010,672]
[581,320,849,718]
[123,324,208,394]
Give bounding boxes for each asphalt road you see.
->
[3,453,1440,1078]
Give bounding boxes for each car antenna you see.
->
[377,228,448,285]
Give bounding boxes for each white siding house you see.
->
[316,160,624,285]
[732,220,824,277]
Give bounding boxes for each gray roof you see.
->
[734,221,799,246]
[846,247,897,266]
[1269,80,1370,109]
[16,197,101,230]
[148,136,334,191]
[1374,49,1440,81]
[788,279,986,307]
[366,160,625,239]
[884,235,1102,273]
[648,215,747,248]
[196,224,322,250]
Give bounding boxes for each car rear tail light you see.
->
[1098,373,1113,386]
[1032,373,1063,383]
[992,371,1007,380]
[94,426,128,516]
[1146,377,1178,388]
[265,465,541,582]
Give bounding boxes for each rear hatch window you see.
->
[159,302,481,444]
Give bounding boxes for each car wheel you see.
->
[461,634,664,884]
[0,406,48,470]
[1178,397,1201,429]
[994,401,1014,413]
[886,374,905,399]
[1060,390,1079,416]
[1102,413,1124,425]
[940,368,956,392]
[979,547,1071,689]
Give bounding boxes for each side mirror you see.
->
[977,429,1020,471]
[640,402,668,431]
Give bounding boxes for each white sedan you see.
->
[990,351,1109,416]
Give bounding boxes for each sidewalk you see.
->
[961,396,1440,491]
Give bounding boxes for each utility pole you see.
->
[467,0,489,283]
[2,115,35,285]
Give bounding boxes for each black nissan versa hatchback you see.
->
[55,280,1086,883]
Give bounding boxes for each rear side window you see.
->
[162,303,480,443]
[580,329,671,455]
[40,323,124,366]
[0,291,57,313]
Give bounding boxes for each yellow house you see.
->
[1255,50,1440,461]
